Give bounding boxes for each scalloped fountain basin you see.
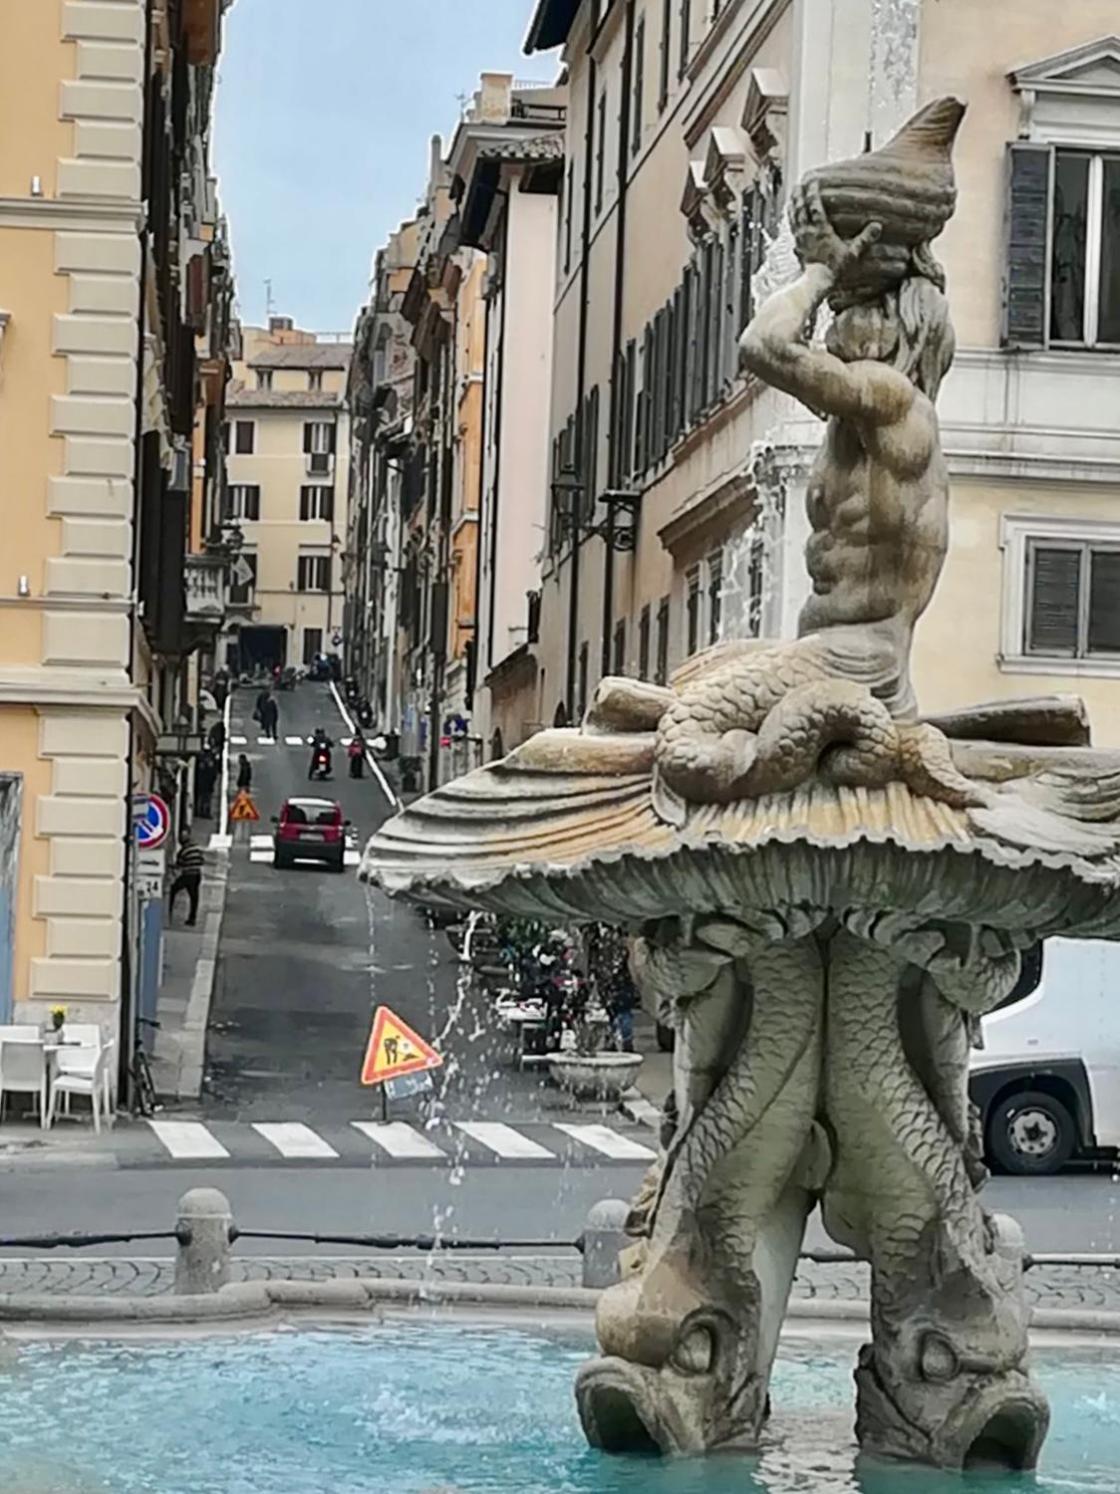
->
[548,1051,644,1100]
[1,1321,1118,1492]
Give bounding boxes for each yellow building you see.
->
[0,0,231,1044]
[224,320,351,673]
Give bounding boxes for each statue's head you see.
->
[826,275,955,400]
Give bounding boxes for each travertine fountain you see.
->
[362,99,1120,1472]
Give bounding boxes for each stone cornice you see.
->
[0,197,143,231]
[0,670,160,734]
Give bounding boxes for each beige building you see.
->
[523,0,1120,747]
[224,320,351,672]
[0,0,232,1038]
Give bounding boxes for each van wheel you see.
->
[987,1090,1076,1176]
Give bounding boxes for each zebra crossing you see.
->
[248,832,362,866]
[141,1116,656,1168]
[229,735,359,749]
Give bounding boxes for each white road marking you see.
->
[250,834,273,849]
[229,735,247,746]
[328,680,399,811]
[256,736,278,746]
[208,833,232,851]
[252,1122,338,1160]
[148,1119,229,1160]
[453,1121,554,1160]
[285,736,304,746]
[552,1123,656,1161]
[352,1120,446,1159]
[344,850,361,866]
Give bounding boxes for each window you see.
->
[1005,144,1120,349]
[308,370,323,391]
[631,15,646,156]
[706,550,723,645]
[613,618,626,674]
[595,89,607,214]
[256,369,272,391]
[234,420,254,455]
[302,627,323,666]
[638,603,651,679]
[303,420,336,455]
[297,553,331,592]
[658,0,672,110]
[678,0,691,77]
[655,595,670,684]
[577,641,589,720]
[226,484,260,521]
[685,565,701,655]
[746,529,765,637]
[299,485,334,522]
[228,551,257,605]
[1025,539,1120,657]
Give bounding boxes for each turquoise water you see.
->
[1,1322,1118,1493]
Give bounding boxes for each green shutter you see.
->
[1003,143,1052,350]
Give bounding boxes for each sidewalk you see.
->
[150,832,230,1102]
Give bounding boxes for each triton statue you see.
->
[362,97,1120,1472]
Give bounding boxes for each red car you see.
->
[272,797,349,872]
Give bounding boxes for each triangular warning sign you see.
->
[229,791,260,823]
[360,1005,443,1086]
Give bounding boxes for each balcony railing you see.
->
[184,553,227,624]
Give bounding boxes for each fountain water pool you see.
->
[2,1322,1118,1493]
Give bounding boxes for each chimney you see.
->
[477,72,513,124]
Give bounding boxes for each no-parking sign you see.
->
[133,793,171,852]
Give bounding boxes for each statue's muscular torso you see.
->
[798,389,949,639]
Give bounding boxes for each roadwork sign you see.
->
[361,1005,443,1086]
[229,790,260,823]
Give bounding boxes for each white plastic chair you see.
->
[0,1040,49,1129]
[55,1037,116,1119]
[0,1025,39,1043]
[46,1046,110,1134]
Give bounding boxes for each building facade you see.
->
[523,0,1120,745]
[223,319,351,674]
[449,74,567,757]
[0,0,234,1051]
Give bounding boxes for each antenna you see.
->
[264,278,274,319]
[455,90,469,119]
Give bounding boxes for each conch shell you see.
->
[803,96,965,250]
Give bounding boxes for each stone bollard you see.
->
[581,1198,629,1290]
[175,1187,233,1295]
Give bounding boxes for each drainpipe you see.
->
[565,52,597,719]
[117,0,155,1101]
[484,201,509,679]
[601,0,635,678]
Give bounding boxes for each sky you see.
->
[212,0,559,336]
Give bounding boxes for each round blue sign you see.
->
[135,793,171,851]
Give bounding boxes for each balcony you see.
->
[184,553,228,628]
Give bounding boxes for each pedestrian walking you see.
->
[194,748,218,818]
[212,668,230,712]
[168,829,205,928]
[602,950,638,1053]
[236,753,252,791]
[263,695,279,738]
[348,733,365,779]
[207,719,226,754]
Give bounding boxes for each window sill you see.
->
[999,653,1120,680]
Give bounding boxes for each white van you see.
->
[970,937,1120,1176]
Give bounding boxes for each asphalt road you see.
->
[203,680,556,1126]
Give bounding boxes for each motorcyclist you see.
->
[308,727,334,780]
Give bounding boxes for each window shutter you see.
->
[247,486,260,521]
[1003,143,1052,350]
[1027,545,1080,654]
[303,423,313,454]
[1088,551,1120,654]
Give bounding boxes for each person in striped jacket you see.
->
[169,829,205,928]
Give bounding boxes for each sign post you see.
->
[360,1005,442,1122]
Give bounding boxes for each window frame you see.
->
[296,552,332,593]
[1000,515,1120,677]
[1048,148,1120,350]
[684,563,701,657]
[226,483,260,521]
[256,369,272,391]
[595,87,607,215]
[631,14,646,158]
[234,419,255,455]
[655,595,670,685]
[299,485,334,523]
[638,602,651,680]
[308,369,323,392]
[706,548,723,646]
